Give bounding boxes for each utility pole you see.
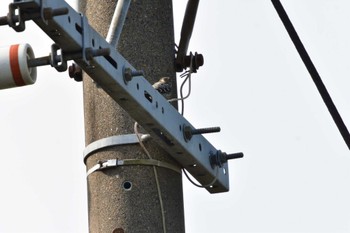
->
[0,0,242,231]
[79,0,185,232]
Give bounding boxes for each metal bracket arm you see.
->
[1,0,236,193]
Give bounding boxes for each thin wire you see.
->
[182,166,219,188]
[168,53,194,115]
[179,74,191,115]
[134,122,152,159]
[134,122,167,233]
[169,53,223,189]
[167,69,192,104]
[133,54,193,229]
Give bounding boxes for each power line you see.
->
[271,0,350,150]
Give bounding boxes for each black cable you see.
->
[175,0,200,72]
[271,0,350,150]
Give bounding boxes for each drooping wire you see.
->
[271,0,350,150]
[183,166,219,188]
[136,49,206,194]
[169,53,222,188]
[134,122,167,233]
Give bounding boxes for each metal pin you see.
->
[183,125,220,142]
[123,67,144,83]
[209,151,244,168]
[43,7,69,20]
[85,48,110,60]
[27,56,51,68]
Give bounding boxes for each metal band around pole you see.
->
[86,158,182,177]
[83,134,151,164]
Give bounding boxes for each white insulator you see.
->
[0,43,37,90]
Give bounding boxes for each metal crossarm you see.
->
[0,0,242,193]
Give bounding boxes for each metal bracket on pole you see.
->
[0,0,243,193]
[106,0,131,47]
[175,0,204,72]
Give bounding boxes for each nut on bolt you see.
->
[123,67,144,84]
[184,52,204,72]
[68,63,82,82]
[43,7,69,20]
[209,150,244,168]
[176,52,204,72]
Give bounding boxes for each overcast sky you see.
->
[0,0,350,232]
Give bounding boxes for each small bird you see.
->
[152,77,172,95]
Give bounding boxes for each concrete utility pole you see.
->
[79,0,185,232]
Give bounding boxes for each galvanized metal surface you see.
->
[86,158,182,177]
[105,0,131,47]
[4,0,230,193]
[83,133,151,162]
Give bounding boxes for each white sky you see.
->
[1,0,350,232]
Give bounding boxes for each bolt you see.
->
[226,152,244,160]
[209,150,244,168]
[85,47,110,60]
[183,125,220,142]
[123,68,144,83]
[191,126,220,135]
[68,63,83,82]
[43,7,69,20]
[27,56,51,68]
[91,48,110,57]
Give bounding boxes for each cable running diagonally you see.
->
[271,0,350,150]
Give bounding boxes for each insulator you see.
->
[0,43,37,90]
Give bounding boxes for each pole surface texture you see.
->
[79,0,185,232]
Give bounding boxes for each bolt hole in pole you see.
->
[122,181,132,191]
[112,228,125,233]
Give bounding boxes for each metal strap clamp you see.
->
[86,158,182,177]
[83,133,151,164]
[84,133,182,176]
